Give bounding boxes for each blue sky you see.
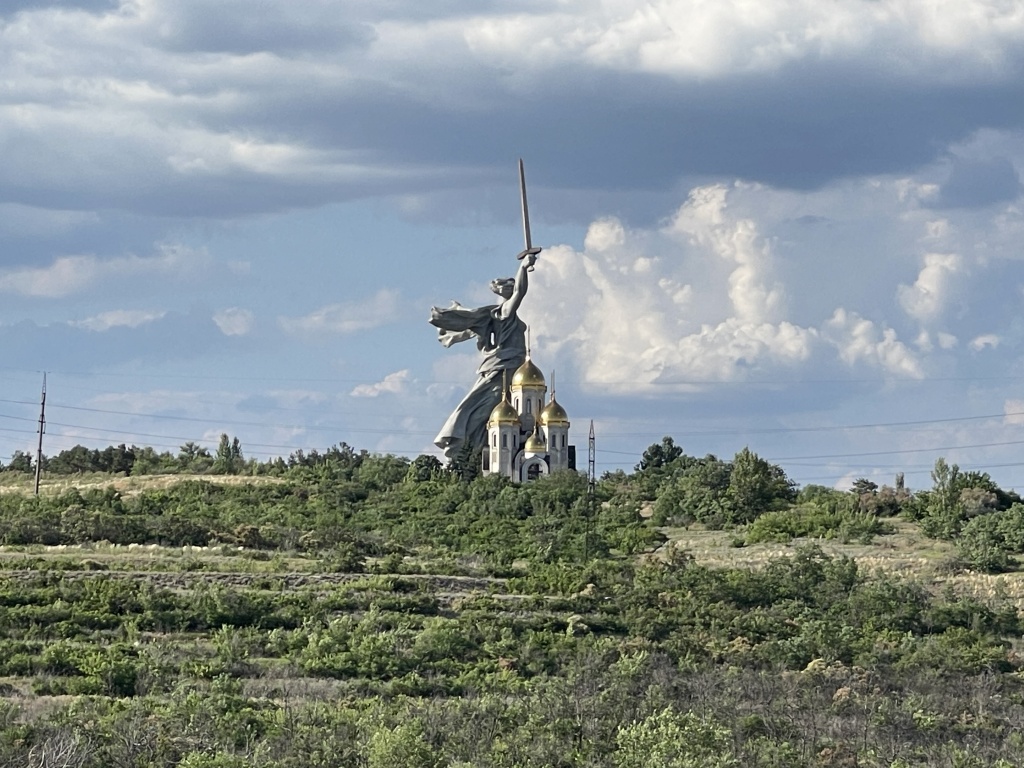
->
[2,0,1024,490]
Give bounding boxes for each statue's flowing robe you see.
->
[430,301,527,459]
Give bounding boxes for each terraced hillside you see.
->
[0,467,1021,767]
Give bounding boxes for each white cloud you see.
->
[969,333,1000,350]
[667,184,785,324]
[87,389,211,415]
[263,390,331,409]
[823,308,923,378]
[0,244,211,298]
[212,307,254,336]
[461,0,1024,81]
[583,217,627,252]
[350,369,410,398]
[70,309,166,331]
[531,184,817,393]
[279,289,400,335]
[1004,399,1024,425]
[521,170,1024,397]
[897,252,965,324]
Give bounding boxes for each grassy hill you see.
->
[0,466,1021,767]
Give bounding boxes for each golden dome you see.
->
[511,357,546,388]
[488,398,521,427]
[524,430,547,454]
[540,397,570,426]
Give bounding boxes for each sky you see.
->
[2,0,1024,492]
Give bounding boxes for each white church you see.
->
[481,355,574,482]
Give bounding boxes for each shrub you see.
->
[745,502,890,544]
[615,707,738,768]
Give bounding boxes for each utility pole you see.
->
[585,420,595,560]
[34,373,46,496]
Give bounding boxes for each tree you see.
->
[956,514,1014,573]
[447,441,481,483]
[130,446,170,475]
[178,442,213,473]
[636,436,684,473]
[213,434,244,475]
[406,454,444,483]
[635,437,691,499]
[356,454,411,491]
[919,461,1020,538]
[727,447,796,523]
[651,455,732,526]
[100,444,136,475]
[851,478,878,495]
[46,445,98,474]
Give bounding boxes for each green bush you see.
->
[745,502,891,544]
[615,707,738,768]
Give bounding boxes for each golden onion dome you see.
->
[540,397,570,426]
[511,357,546,388]
[524,430,547,454]
[488,398,521,427]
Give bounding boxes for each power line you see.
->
[45,403,437,436]
[596,411,1024,438]
[7,363,1024,386]
[8,396,1022,443]
[769,439,1024,462]
[4,374,1024,487]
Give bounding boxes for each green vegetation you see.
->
[0,438,1022,766]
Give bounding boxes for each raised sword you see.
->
[517,158,540,270]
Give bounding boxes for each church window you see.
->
[525,400,531,413]
[502,434,507,448]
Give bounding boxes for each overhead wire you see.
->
[3,370,1024,486]
[4,410,1023,468]
[5,395,1022,443]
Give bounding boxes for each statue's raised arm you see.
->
[498,248,540,320]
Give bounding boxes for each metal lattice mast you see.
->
[588,420,595,495]
[34,373,46,496]
[585,420,595,560]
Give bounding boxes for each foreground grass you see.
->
[0,472,1021,766]
[664,518,1024,611]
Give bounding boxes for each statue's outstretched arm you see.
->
[499,249,539,320]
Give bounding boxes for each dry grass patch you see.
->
[0,473,286,496]
[660,519,1024,610]
[662,519,957,576]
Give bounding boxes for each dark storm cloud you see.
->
[3,1,1024,224]
[308,70,1024,192]
[933,156,1023,209]
[0,208,178,269]
[0,0,116,16]
[153,5,376,55]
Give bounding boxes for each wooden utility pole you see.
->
[34,373,46,495]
